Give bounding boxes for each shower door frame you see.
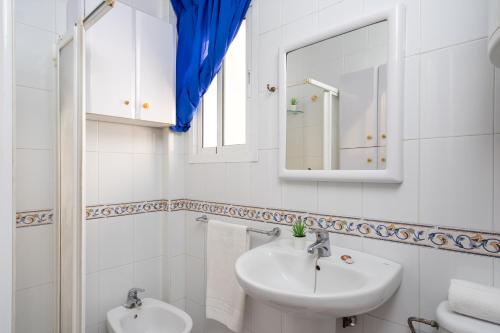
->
[57,2,115,332]
[0,0,14,332]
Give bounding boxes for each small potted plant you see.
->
[289,97,298,111]
[292,217,307,249]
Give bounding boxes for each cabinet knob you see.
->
[381,133,387,139]
[381,157,386,163]
[124,100,130,106]
[142,102,150,109]
[367,134,373,140]
[367,158,373,163]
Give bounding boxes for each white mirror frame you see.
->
[278,5,405,183]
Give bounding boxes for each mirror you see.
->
[279,7,404,182]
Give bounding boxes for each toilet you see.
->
[436,301,500,333]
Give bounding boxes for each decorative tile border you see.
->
[86,200,168,220]
[171,199,500,258]
[16,209,54,228]
[17,199,500,257]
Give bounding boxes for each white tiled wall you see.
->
[167,0,500,333]
[14,0,62,331]
[85,121,166,333]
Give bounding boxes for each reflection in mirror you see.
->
[286,21,388,171]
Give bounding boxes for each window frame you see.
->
[189,4,258,163]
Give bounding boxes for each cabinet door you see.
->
[339,147,378,170]
[136,11,176,124]
[339,67,378,149]
[85,2,135,119]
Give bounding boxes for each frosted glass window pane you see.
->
[223,20,246,146]
[202,78,218,148]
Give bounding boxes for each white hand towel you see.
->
[206,220,249,332]
[448,279,500,325]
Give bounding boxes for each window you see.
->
[191,8,257,163]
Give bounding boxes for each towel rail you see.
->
[195,215,281,237]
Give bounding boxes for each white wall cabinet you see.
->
[85,2,176,127]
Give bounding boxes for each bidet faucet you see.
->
[124,288,146,309]
[307,230,331,257]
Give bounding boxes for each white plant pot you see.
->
[293,236,306,250]
[289,104,297,111]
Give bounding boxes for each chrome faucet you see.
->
[123,288,145,309]
[307,230,331,257]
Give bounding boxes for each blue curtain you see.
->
[170,0,251,132]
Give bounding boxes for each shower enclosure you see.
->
[58,1,113,331]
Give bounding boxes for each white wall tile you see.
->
[186,256,206,305]
[86,220,100,274]
[419,248,493,326]
[100,152,134,204]
[165,153,185,199]
[283,313,334,333]
[330,233,363,251]
[318,0,363,31]
[364,0,420,56]
[258,29,281,94]
[164,128,186,156]
[404,56,419,140]
[250,149,282,208]
[495,134,500,232]
[420,135,493,229]
[86,151,99,206]
[15,23,55,90]
[225,162,252,205]
[363,238,418,326]
[15,0,56,32]
[282,14,318,46]
[134,257,162,299]
[16,148,53,211]
[495,259,500,288]
[172,299,186,312]
[16,225,54,290]
[133,153,162,201]
[132,0,167,19]
[185,212,206,259]
[201,163,226,202]
[15,283,55,333]
[257,92,279,150]
[282,0,316,25]
[421,0,488,52]
[86,273,100,327]
[318,182,362,218]
[86,120,99,152]
[99,264,134,322]
[134,212,162,261]
[283,181,318,212]
[165,211,186,258]
[99,216,134,270]
[98,122,133,153]
[16,86,54,149]
[259,0,282,33]
[363,140,419,223]
[133,126,157,154]
[495,68,500,134]
[164,255,186,302]
[420,39,493,138]
[362,315,407,333]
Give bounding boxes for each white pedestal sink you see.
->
[235,239,402,319]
